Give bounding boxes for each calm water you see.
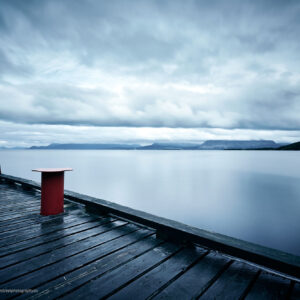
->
[1,150,300,256]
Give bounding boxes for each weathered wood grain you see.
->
[245,271,290,300]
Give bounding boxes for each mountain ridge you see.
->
[27,140,294,150]
[278,141,300,150]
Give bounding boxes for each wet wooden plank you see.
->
[0,201,40,211]
[199,261,259,299]
[0,208,40,218]
[11,229,154,299]
[0,186,39,199]
[0,203,84,230]
[0,211,41,222]
[0,220,128,285]
[0,197,38,205]
[0,217,116,268]
[109,247,207,300]
[0,207,39,216]
[0,193,38,201]
[0,193,39,204]
[0,218,113,257]
[0,212,70,229]
[0,206,99,230]
[0,207,100,231]
[0,213,96,240]
[152,252,230,300]
[290,282,300,300]
[0,196,39,207]
[27,234,161,300]
[245,271,290,299]
[0,201,74,215]
[0,212,76,233]
[61,242,182,299]
[0,191,38,202]
[0,206,39,214]
[0,215,101,247]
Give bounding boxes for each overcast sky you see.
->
[0,0,300,147]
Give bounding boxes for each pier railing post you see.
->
[32,168,72,216]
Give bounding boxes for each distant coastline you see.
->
[2,140,299,151]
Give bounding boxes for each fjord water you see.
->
[1,150,299,256]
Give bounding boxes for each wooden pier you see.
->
[0,174,299,299]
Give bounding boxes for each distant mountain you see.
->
[30,142,203,150]
[139,143,201,150]
[139,140,285,150]
[198,140,282,150]
[30,143,141,150]
[278,141,300,150]
[29,140,290,150]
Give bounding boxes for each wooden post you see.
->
[32,168,72,216]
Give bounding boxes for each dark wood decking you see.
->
[0,181,299,299]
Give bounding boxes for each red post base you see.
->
[32,168,72,216]
[41,172,64,216]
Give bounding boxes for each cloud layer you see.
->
[0,0,300,146]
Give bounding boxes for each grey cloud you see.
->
[1,78,300,130]
[0,0,300,140]
[0,48,33,80]
[1,1,299,78]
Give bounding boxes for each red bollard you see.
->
[32,168,72,216]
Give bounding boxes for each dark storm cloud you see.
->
[0,0,300,135]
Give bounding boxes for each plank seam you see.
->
[0,203,40,211]
[0,218,117,259]
[0,213,42,223]
[30,233,160,299]
[0,219,114,259]
[0,215,105,241]
[195,260,233,299]
[101,246,185,300]
[2,227,145,297]
[0,213,71,227]
[146,250,210,300]
[0,217,112,250]
[0,223,138,285]
[0,220,118,268]
[238,269,261,300]
[286,280,295,300]
[0,212,100,233]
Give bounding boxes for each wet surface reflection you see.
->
[1,150,300,255]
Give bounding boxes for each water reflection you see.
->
[1,150,299,255]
